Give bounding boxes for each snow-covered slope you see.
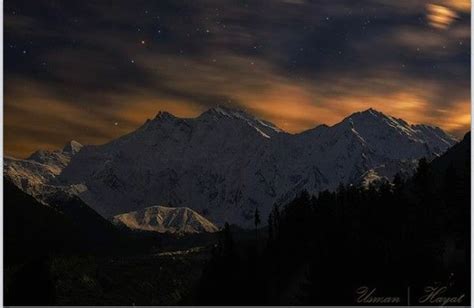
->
[4,140,83,196]
[112,205,219,234]
[4,107,457,228]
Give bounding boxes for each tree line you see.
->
[197,154,470,305]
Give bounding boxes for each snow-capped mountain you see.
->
[4,140,83,196]
[4,107,457,227]
[112,205,219,234]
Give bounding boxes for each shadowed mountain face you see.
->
[4,176,121,263]
[4,177,84,261]
[4,107,457,227]
[430,132,470,176]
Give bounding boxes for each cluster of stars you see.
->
[6,3,470,92]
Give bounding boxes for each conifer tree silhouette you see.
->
[254,207,261,242]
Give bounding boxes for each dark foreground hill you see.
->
[3,177,220,305]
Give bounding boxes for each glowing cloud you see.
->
[426,4,459,29]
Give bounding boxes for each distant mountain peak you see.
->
[348,108,389,121]
[342,108,420,137]
[63,140,83,154]
[154,110,176,120]
[201,105,253,119]
[199,105,283,137]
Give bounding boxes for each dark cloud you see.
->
[4,0,470,157]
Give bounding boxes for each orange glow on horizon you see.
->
[4,80,470,158]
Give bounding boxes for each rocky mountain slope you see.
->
[4,107,457,227]
[112,205,219,234]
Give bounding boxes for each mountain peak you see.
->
[199,105,283,138]
[354,108,387,119]
[342,108,407,129]
[154,111,176,120]
[202,105,252,119]
[62,140,83,154]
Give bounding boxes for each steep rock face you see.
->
[5,107,457,227]
[112,205,219,233]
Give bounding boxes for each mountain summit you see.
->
[197,105,283,138]
[4,107,458,227]
[335,108,455,159]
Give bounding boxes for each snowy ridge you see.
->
[112,205,219,234]
[4,141,83,196]
[4,107,458,228]
[198,105,283,138]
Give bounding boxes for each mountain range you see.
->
[4,106,457,227]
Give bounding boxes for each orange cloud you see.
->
[434,99,471,135]
[4,78,208,158]
[5,53,470,158]
[445,0,471,12]
[240,84,330,132]
[426,4,459,29]
[426,0,470,29]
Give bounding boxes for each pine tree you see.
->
[267,213,274,244]
[272,203,280,238]
[254,207,261,242]
[223,222,234,257]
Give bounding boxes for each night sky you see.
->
[4,0,471,157]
